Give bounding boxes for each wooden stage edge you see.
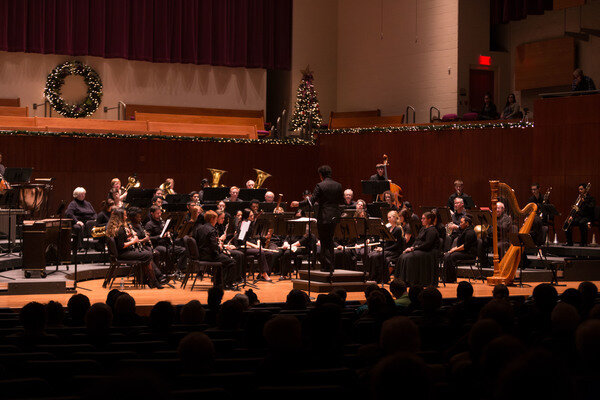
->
[0,274,596,311]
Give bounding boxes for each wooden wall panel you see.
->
[0,136,318,213]
[553,0,585,10]
[515,37,574,91]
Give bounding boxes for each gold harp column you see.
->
[490,180,500,275]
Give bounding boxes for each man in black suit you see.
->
[291,165,344,272]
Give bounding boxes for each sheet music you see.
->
[289,217,317,223]
[160,219,171,238]
[239,220,251,241]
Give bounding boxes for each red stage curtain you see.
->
[0,0,292,70]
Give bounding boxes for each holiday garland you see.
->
[317,121,534,135]
[0,129,316,146]
[44,61,103,118]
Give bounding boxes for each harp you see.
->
[487,180,537,286]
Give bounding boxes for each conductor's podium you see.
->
[292,269,376,293]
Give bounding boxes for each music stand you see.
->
[4,168,33,184]
[239,188,267,202]
[261,202,287,212]
[509,232,533,288]
[366,218,396,285]
[126,189,155,208]
[202,187,230,203]
[362,180,390,203]
[224,201,249,217]
[287,217,318,297]
[165,194,191,206]
[366,202,387,218]
[334,217,367,273]
[0,189,20,256]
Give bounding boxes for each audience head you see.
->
[479,299,515,332]
[316,292,343,308]
[482,335,526,387]
[559,288,582,310]
[233,293,250,310]
[532,283,558,313]
[286,289,310,310]
[85,303,113,337]
[578,281,598,312]
[67,294,91,326]
[420,286,442,314]
[264,315,302,353]
[468,318,503,364]
[180,300,206,325]
[457,281,474,301]
[178,332,215,372]
[106,289,123,311]
[20,302,46,333]
[217,299,245,330]
[245,289,260,307]
[150,301,174,333]
[333,288,347,304]
[575,319,600,371]
[505,93,516,106]
[408,285,423,309]
[45,301,64,327]
[493,284,509,300]
[380,316,420,354]
[114,293,137,323]
[551,302,580,337]
[389,279,407,299]
[371,353,431,400]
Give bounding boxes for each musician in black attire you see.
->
[192,210,237,288]
[343,189,356,208]
[443,215,477,283]
[231,209,273,282]
[106,208,162,289]
[447,180,475,211]
[370,164,386,181]
[528,183,543,208]
[565,184,596,247]
[198,178,210,203]
[396,212,440,286]
[224,186,243,202]
[127,207,167,284]
[366,210,406,283]
[93,199,114,251]
[65,187,97,250]
[447,197,467,246]
[279,228,317,279]
[145,206,187,273]
[292,165,344,272]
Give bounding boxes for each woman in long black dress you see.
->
[396,211,440,286]
[106,208,163,289]
[367,210,406,283]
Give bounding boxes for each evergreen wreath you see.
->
[44,60,103,118]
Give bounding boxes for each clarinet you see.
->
[126,222,143,251]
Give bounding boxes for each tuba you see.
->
[124,174,141,192]
[208,168,227,187]
[254,168,271,189]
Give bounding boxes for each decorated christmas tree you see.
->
[289,66,323,132]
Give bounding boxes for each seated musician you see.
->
[198,178,210,203]
[446,197,467,246]
[447,180,475,211]
[95,199,114,228]
[295,190,312,217]
[192,210,238,289]
[496,201,513,256]
[127,207,168,285]
[403,201,422,233]
[264,191,275,204]
[396,212,440,287]
[565,183,596,247]
[231,208,273,282]
[343,189,356,208]
[399,209,414,246]
[65,187,97,250]
[250,199,261,215]
[366,210,406,283]
[443,215,477,283]
[154,189,166,201]
[356,199,369,217]
[224,186,242,202]
[189,191,200,205]
[431,208,447,244]
[108,188,124,208]
[382,190,399,211]
[279,225,317,280]
[106,208,163,289]
[144,205,188,273]
[109,178,128,201]
[144,195,164,223]
[246,180,255,189]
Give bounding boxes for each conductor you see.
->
[291,165,344,272]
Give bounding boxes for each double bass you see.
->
[381,154,403,208]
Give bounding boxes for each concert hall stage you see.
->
[0,258,598,311]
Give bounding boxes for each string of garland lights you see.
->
[44,60,103,118]
[317,120,534,135]
[0,129,316,145]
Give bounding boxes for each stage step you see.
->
[297,269,368,283]
[457,266,557,283]
[292,278,377,293]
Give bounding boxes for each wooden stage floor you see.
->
[0,274,595,310]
